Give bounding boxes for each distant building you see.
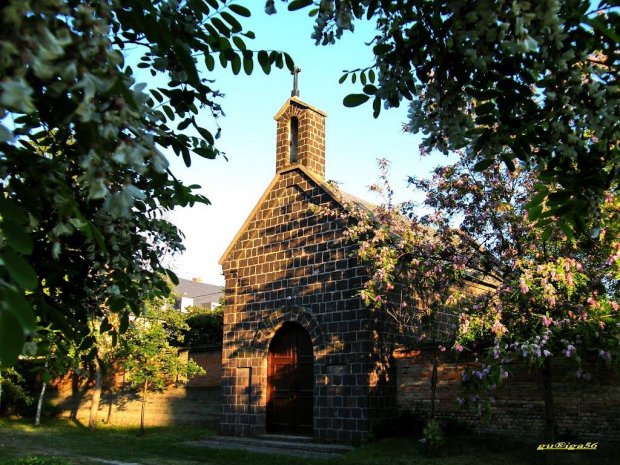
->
[174,278,223,312]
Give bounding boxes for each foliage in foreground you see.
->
[0,0,295,366]
[277,0,619,233]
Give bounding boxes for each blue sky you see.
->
[163,3,447,285]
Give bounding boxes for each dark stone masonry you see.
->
[218,95,620,444]
[219,97,396,442]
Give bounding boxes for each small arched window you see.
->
[289,116,299,163]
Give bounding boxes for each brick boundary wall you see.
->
[395,349,620,442]
[49,349,222,427]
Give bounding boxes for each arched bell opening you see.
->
[289,116,299,164]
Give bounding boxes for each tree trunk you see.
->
[35,381,47,426]
[430,352,438,419]
[35,360,49,426]
[88,369,103,428]
[542,358,556,465]
[139,380,148,436]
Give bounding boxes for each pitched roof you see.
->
[175,278,223,306]
[218,164,370,265]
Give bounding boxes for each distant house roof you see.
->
[175,278,223,307]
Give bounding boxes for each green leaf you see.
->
[2,250,37,289]
[119,312,130,334]
[368,69,376,83]
[373,43,391,55]
[372,96,381,118]
[288,0,313,11]
[0,311,25,366]
[243,55,253,75]
[232,36,246,51]
[211,18,231,37]
[500,155,516,172]
[475,101,495,116]
[2,288,36,334]
[100,317,112,333]
[559,220,574,239]
[205,54,215,71]
[587,17,620,43]
[228,4,251,17]
[221,12,242,32]
[338,74,347,84]
[362,84,377,95]
[165,269,179,285]
[182,148,191,167]
[231,53,241,75]
[0,198,28,225]
[473,158,495,172]
[257,50,270,74]
[540,227,553,242]
[283,53,295,72]
[194,146,217,159]
[150,89,163,103]
[2,219,33,254]
[177,118,192,131]
[527,204,543,221]
[172,40,199,85]
[274,52,284,69]
[526,190,548,209]
[197,127,215,145]
[343,94,370,107]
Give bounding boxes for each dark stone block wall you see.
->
[220,166,396,442]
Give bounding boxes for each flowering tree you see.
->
[325,159,497,419]
[343,153,619,442]
[275,0,619,232]
[0,1,295,365]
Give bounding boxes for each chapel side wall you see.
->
[395,349,620,441]
[220,169,374,442]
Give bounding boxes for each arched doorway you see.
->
[267,322,314,435]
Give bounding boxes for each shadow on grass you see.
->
[1,419,618,465]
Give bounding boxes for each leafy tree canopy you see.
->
[0,0,295,366]
[277,0,619,233]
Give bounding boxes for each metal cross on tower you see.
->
[291,66,301,97]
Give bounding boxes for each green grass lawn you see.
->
[0,419,616,465]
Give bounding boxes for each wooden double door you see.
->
[267,322,314,435]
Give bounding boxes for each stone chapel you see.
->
[219,94,396,442]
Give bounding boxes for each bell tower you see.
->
[273,68,327,178]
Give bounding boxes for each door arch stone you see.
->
[266,321,314,435]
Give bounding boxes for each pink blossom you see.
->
[541,315,553,327]
[455,344,464,352]
[492,320,506,336]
